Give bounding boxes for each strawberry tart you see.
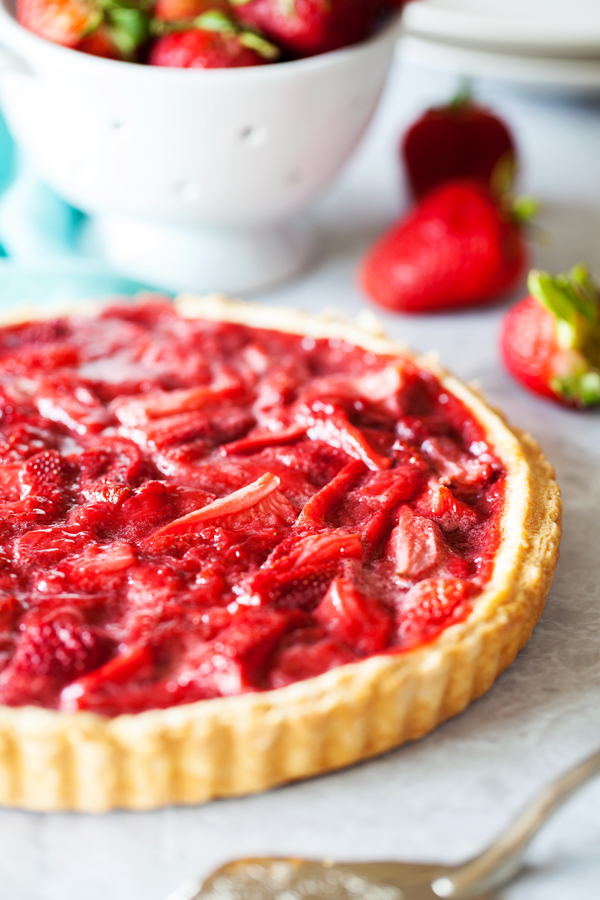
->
[0,295,561,810]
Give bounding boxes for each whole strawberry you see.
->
[402,89,517,200]
[501,266,600,408]
[17,0,152,60]
[229,0,380,58]
[149,10,280,67]
[359,179,528,314]
[153,0,229,21]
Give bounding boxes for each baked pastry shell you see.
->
[0,295,562,811]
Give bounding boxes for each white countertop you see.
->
[2,55,600,900]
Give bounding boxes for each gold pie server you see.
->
[167,747,600,900]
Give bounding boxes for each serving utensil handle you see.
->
[432,747,600,898]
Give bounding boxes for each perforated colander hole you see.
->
[239,125,267,147]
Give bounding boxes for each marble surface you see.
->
[1,55,600,900]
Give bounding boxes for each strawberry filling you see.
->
[0,303,506,716]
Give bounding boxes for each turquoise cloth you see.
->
[0,111,156,312]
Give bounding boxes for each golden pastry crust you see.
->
[0,296,561,812]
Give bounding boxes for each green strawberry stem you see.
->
[447,78,473,112]
[193,9,235,32]
[231,0,296,13]
[149,9,280,59]
[510,194,539,224]
[529,265,600,407]
[238,31,281,59]
[95,0,153,58]
[490,151,515,199]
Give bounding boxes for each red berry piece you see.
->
[16,0,102,48]
[269,634,357,688]
[230,0,379,58]
[501,266,600,408]
[294,459,366,530]
[388,506,450,579]
[313,576,392,655]
[398,577,473,649]
[19,448,71,521]
[415,482,481,533]
[0,618,114,708]
[241,530,363,609]
[149,11,280,68]
[149,472,296,538]
[154,0,229,22]
[359,180,528,314]
[16,0,150,60]
[13,524,93,569]
[60,644,156,715]
[402,89,517,200]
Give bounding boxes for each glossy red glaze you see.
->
[0,303,505,715]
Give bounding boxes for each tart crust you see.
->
[0,295,561,812]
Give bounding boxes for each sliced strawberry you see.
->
[501,266,600,407]
[35,381,111,436]
[65,501,119,537]
[269,636,357,689]
[0,463,22,500]
[110,373,244,427]
[13,524,92,569]
[174,607,296,696]
[221,423,307,456]
[0,341,78,375]
[415,482,482,534]
[420,436,496,490]
[298,361,406,411]
[120,406,253,451]
[0,593,25,671]
[119,410,214,451]
[0,618,114,707]
[77,438,146,505]
[296,404,390,471]
[294,459,366,530]
[115,481,177,540]
[149,473,296,538]
[0,422,57,464]
[68,608,297,712]
[126,564,184,611]
[240,530,363,609]
[60,644,155,713]
[388,506,450,578]
[19,449,71,522]
[398,577,473,648]
[58,541,136,593]
[314,576,391,656]
[345,464,427,513]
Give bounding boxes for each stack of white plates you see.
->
[399,0,600,91]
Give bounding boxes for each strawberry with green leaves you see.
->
[149,9,280,67]
[17,0,152,60]
[501,266,600,408]
[229,0,381,58]
[402,87,517,201]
